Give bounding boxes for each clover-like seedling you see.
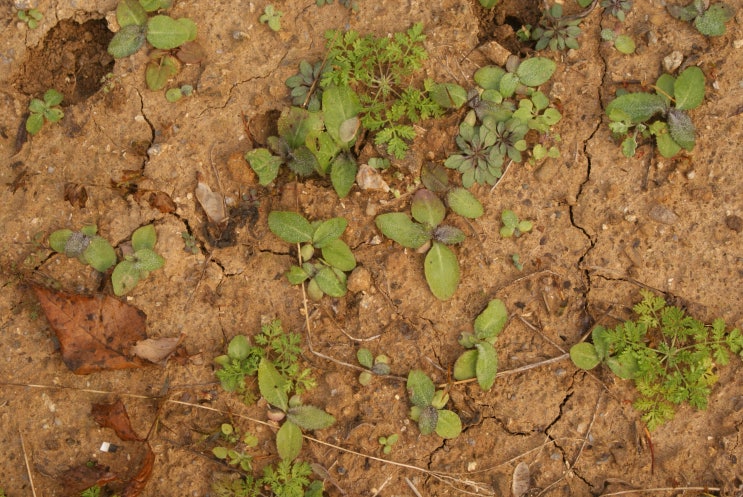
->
[26,89,64,135]
[49,225,116,272]
[268,211,356,300]
[356,348,391,385]
[453,299,508,391]
[606,66,705,158]
[500,210,533,238]
[667,0,734,36]
[18,8,43,29]
[111,224,165,296]
[107,0,201,91]
[375,188,484,300]
[407,370,462,439]
[378,433,399,455]
[260,4,283,31]
[570,290,743,430]
[600,29,636,54]
[165,84,193,102]
[212,423,257,471]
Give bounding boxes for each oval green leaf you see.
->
[569,342,600,370]
[287,405,336,430]
[673,66,705,111]
[227,335,251,360]
[407,369,435,407]
[474,298,508,340]
[375,213,431,249]
[322,86,361,146]
[667,108,695,151]
[357,348,374,369]
[515,57,556,87]
[312,218,347,248]
[132,224,157,251]
[276,420,303,461]
[321,239,356,272]
[49,229,73,253]
[474,66,506,90]
[116,0,147,27]
[330,153,357,198]
[112,260,141,296]
[453,349,478,381]
[433,225,465,245]
[606,93,667,124]
[313,266,347,298]
[447,188,483,219]
[83,237,117,272]
[418,405,438,435]
[429,83,468,109]
[424,242,459,301]
[258,358,289,411]
[145,54,180,91]
[245,148,283,185]
[411,189,446,227]
[475,341,498,391]
[268,211,313,243]
[435,409,462,439]
[147,15,195,49]
[607,351,639,379]
[107,24,146,58]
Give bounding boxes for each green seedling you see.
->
[445,57,561,187]
[356,348,391,385]
[268,211,356,299]
[165,84,193,102]
[667,0,734,36]
[570,290,743,430]
[453,299,508,391]
[26,89,64,135]
[375,187,484,300]
[600,29,635,54]
[601,0,633,21]
[285,60,329,111]
[49,225,116,272]
[378,433,399,454]
[212,423,257,471]
[606,66,705,158]
[107,0,202,91]
[211,460,323,497]
[511,253,524,271]
[259,4,283,31]
[407,370,462,438]
[181,231,200,254]
[111,224,165,296]
[80,486,101,497]
[18,8,43,28]
[214,319,316,404]
[530,3,583,51]
[321,23,444,159]
[500,210,533,238]
[246,85,361,197]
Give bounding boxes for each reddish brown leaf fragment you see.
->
[147,191,177,213]
[32,285,148,374]
[176,41,206,64]
[132,335,183,364]
[92,399,144,442]
[122,443,155,497]
[57,463,118,496]
[64,183,88,208]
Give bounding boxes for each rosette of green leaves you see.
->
[111,224,165,296]
[453,299,508,391]
[26,89,64,135]
[18,8,43,29]
[49,225,116,272]
[606,66,705,158]
[268,211,356,300]
[258,358,335,461]
[512,91,563,133]
[406,370,462,438]
[444,115,505,188]
[107,0,197,91]
[601,0,633,22]
[473,57,557,100]
[531,4,583,51]
[285,60,328,111]
[667,0,734,36]
[375,188,483,300]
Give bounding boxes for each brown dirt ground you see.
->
[1,0,742,496]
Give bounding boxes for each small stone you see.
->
[663,51,684,73]
[648,204,679,225]
[725,215,742,233]
[347,266,372,293]
[477,40,511,67]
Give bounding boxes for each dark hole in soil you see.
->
[16,19,114,106]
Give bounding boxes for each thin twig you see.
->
[600,488,720,497]
[20,431,37,497]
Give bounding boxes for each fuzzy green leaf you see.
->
[145,54,179,91]
[132,248,165,272]
[112,260,141,296]
[43,89,63,107]
[147,15,196,49]
[375,213,431,249]
[322,85,361,146]
[258,358,289,411]
[278,107,325,149]
[411,189,446,227]
[116,0,147,27]
[276,420,303,461]
[515,57,556,87]
[268,211,313,243]
[227,335,251,360]
[429,83,468,109]
[407,369,435,407]
[313,266,347,297]
[25,113,44,135]
[655,74,676,105]
[330,153,357,198]
[107,24,147,58]
[667,109,696,151]
[435,409,462,439]
[474,66,506,90]
[132,224,157,251]
[418,405,438,435]
[357,348,374,369]
[453,349,478,380]
[433,225,465,245]
[245,148,283,185]
[321,239,356,272]
[49,229,73,253]
[614,35,635,54]
[83,237,117,272]
[474,299,508,340]
[606,93,667,124]
[424,241,459,300]
[694,3,734,36]
[569,342,601,370]
[286,265,310,284]
[607,351,639,379]
[446,188,483,219]
[673,66,705,111]
[475,341,498,391]
[312,218,347,248]
[287,405,336,430]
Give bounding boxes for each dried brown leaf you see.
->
[91,399,144,442]
[195,180,227,223]
[32,285,148,374]
[122,443,155,497]
[132,335,183,364]
[64,183,88,208]
[57,463,118,496]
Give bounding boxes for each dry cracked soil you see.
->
[1,0,742,496]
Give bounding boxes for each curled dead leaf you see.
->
[195,179,228,223]
[122,443,155,497]
[132,335,183,364]
[92,399,144,442]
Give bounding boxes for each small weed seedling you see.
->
[26,89,64,135]
[107,0,204,91]
[378,433,399,455]
[445,57,561,187]
[211,459,323,497]
[212,423,258,471]
[165,84,194,102]
[268,211,356,299]
[570,290,743,430]
[259,4,283,31]
[601,0,633,21]
[407,369,462,439]
[452,299,508,391]
[375,187,484,300]
[500,209,534,238]
[600,28,636,54]
[667,0,735,36]
[49,224,164,295]
[285,60,329,111]
[529,3,583,51]
[356,347,391,385]
[18,8,43,28]
[606,66,705,158]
